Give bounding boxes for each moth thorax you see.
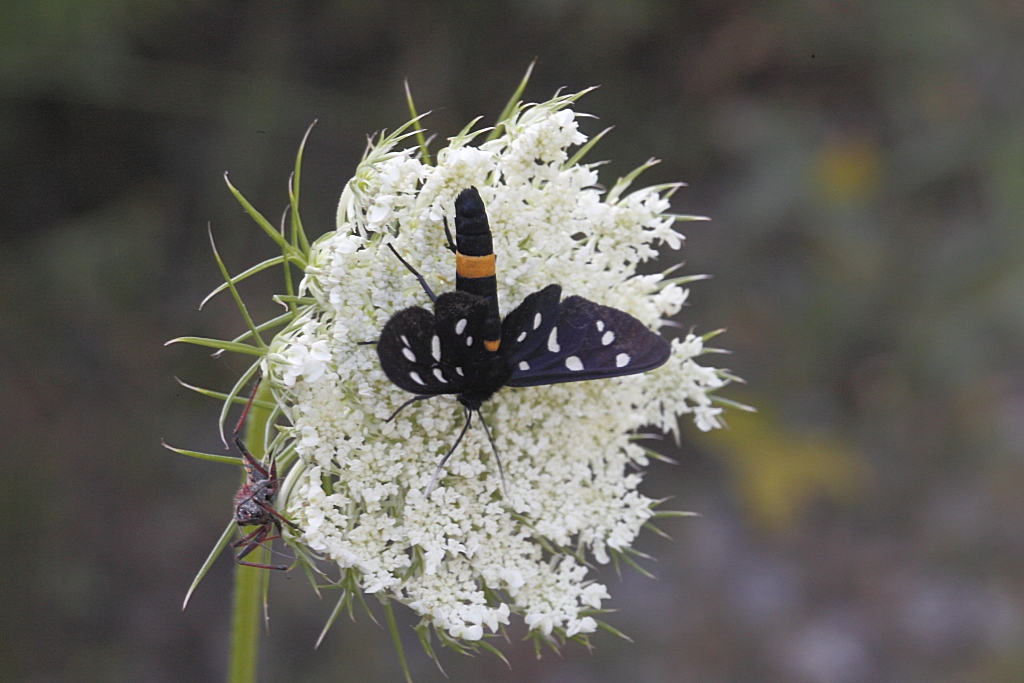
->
[457,357,513,411]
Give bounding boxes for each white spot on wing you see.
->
[409,371,426,385]
[518,361,530,371]
[466,335,473,346]
[516,330,527,342]
[400,335,411,347]
[615,353,630,368]
[565,356,583,371]
[455,367,464,376]
[547,327,560,353]
[533,312,542,330]
[596,320,605,332]
[431,335,441,361]
[601,330,615,346]
[402,348,416,362]
[455,318,468,335]
[432,368,447,383]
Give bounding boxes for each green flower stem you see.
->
[228,381,274,683]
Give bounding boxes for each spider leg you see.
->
[255,499,300,529]
[233,525,290,571]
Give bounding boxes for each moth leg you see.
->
[476,410,508,499]
[425,409,473,497]
[386,394,435,422]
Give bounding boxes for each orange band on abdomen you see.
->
[484,339,500,352]
[456,252,496,279]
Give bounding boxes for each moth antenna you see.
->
[425,410,473,497]
[386,394,434,423]
[442,215,456,252]
[476,410,508,499]
[386,243,437,302]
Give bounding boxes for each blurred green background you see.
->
[3,1,1023,681]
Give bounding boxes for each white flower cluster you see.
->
[265,95,727,643]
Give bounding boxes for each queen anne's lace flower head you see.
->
[264,91,729,648]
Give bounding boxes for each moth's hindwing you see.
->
[505,293,672,387]
[377,307,445,394]
[377,292,492,396]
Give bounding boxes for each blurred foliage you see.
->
[711,410,868,531]
[2,0,1024,681]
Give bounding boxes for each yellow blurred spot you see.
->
[705,409,870,531]
[813,137,882,204]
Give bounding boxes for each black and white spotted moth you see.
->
[377,187,672,494]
